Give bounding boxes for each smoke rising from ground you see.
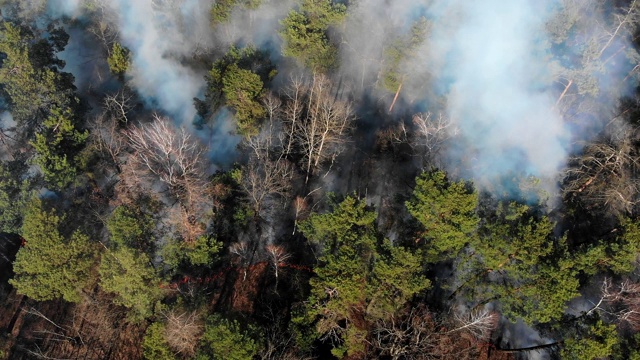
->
[108,0,207,124]
[44,0,640,192]
[338,0,638,195]
[429,0,568,186]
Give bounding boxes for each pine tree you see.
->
[10,197,94,302]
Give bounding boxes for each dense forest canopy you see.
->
[2,0,640,359]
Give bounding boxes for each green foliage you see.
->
[0,22,76,128]
[380,17,428,93]
[406,171,615,325]
[202,46,274,135]
[601,218,640,274]
[210,0,262,25]
[98,246,162,321]
[10,197,94,302]
[196,315,261,360]
[561,320,618,360]
[299,196,429,358]
[279,0,346,72]
[0,162,33,233]
[222,64,265,134]
[142,322,175,360]
[406,170,479,262]
[614,332,640,360]
[107,42,130,76]
[107,205,154,250]
[162,235,222,270]
[31,106,88,190]
[469,201,580,324]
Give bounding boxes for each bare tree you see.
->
[0,126,18,160]
[124,115,210,241]
[265,244,292,291]
[596,0,639,58]
[292,196,310,235]
[447,308,499,340]
[563,135,640,217]
[88,113,126,173]
[371,306,488,360]
[592,278,640,330]
[162,310,203,357]
[372,305,438,360]
[282,76,305,158]
[103,89,135,124]
[230,241,252,281]
[282,74,355,183]
[411,112,458,165]
[85,0,119,50]
[242,158,295,216]
[125,115,208,208]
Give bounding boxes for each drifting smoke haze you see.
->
[429,0,568,187]
[39,0,640,189]
[108,0,207,123]
[48,0,296,166]
[338,0,638,196]
[214,0,296,49]
[338,0,425,94]
[99,0,293,124]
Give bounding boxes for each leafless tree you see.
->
[282,74,355,183]
[257,302,313,360]
[371,305,438,360]
[265,244,292,291]
[88,113,126,173]
[447,308,499,340]
[124,115,210,241]
[85,0,119,50]
[591,278,640,330]
[596,0,639,58]
[282,76,305,158]
[241,97,296,217]
[103,89,135,124]
[0,126,18,160]
[124,115,208,208]
[371,305,487,360]
[563,135,640,217]
[411,112,458,165]
[230,241,252,281]
[292,196,310,235]
[162,309,203,357]
[242,158,295,216]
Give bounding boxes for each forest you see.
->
[1,0,640,359]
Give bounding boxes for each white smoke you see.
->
[429,0,569,185]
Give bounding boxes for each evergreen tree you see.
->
[10,197,94,302]
[200,46,274,135]
[142,322,175,360]
[0,22,76,131]
[31,106,88,190]
[196,315,261,360]
[280,0,346,72]
[107,42,131,77]
[0,162,33,233]
[406,170,479,263]
[98,246,162,320]
[299,196,429,358]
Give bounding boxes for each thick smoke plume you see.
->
[50,0,294,165]
[339,0,638,195]
[429,0,568,186]
[108,0,209,123]
[47,0,640,192]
